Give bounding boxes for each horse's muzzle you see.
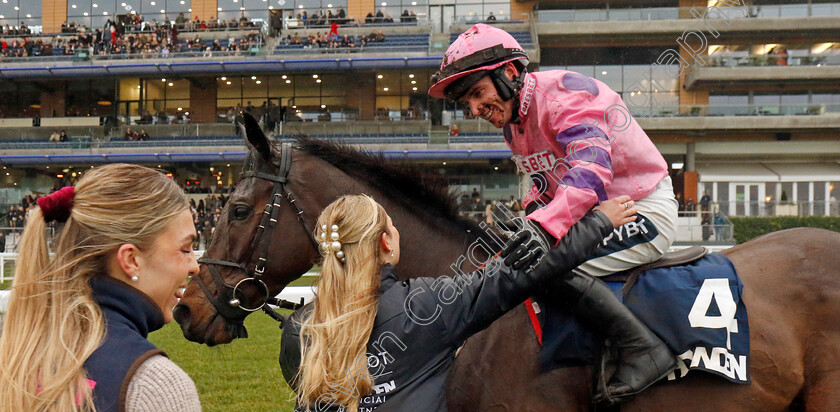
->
[173,303,191,329]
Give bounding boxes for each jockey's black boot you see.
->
[548,271,677,405]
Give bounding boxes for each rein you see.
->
[192,142,314,334]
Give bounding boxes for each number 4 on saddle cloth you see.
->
[531,249,750,385]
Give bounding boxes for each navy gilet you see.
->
[83,276,166,412]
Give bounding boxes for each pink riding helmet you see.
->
[428,23,529,100]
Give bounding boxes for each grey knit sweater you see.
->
[125,354,202,412]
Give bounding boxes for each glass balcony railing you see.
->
[535,3,840,23]
[703,53,840,67]
[536,7,678,22]
[715,201,840,217]
[628,103,840,118]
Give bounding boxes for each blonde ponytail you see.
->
[298,195,387,411]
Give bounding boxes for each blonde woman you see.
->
[286,194,637,412]
[0,164,202,412]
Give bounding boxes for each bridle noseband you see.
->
[193,142,315,332]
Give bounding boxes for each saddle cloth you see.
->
[533,252,750,384]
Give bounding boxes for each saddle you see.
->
[532,246,751,400]
[602,245,709,296]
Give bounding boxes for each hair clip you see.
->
[319,224,345,262]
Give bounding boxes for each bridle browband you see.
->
[193,142,314,335]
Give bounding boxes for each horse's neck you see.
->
[298,154,493,281]
[393,211,495,280]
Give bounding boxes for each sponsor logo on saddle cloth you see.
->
[538,253,750,384]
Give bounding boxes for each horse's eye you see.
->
[232,205,251,220]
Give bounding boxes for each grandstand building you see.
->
[0,0,839,237]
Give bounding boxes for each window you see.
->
[0,0,42,31]
[257,0,347,24]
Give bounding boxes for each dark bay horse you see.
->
[174,116,840,411]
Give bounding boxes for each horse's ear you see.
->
[239,111,272,160]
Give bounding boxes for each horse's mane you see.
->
[294,136,491,241]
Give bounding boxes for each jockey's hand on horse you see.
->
[500,230,546,272]
[498,195,637,248]
[497,201,556,245]
[596,195,639,228]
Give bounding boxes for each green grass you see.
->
[148,311,298,412]
[1,262,14,289]
[287,275,318,287]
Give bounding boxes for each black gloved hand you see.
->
[524,200,540,216]
[500,230,547,272]
[497,202,555,243]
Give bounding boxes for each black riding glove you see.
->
[497,201,556,246]
[528,210,614,284]
[500,230,546,272]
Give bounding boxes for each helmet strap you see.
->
[489,65,526,123]
[489,65,516,101]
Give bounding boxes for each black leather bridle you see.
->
[193,142,315,335]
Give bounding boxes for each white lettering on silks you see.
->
[600,218,649,245]
[360,395,388,404]
[666,347,747,382]
[373,380,396,394]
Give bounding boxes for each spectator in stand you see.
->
[337,7,347,23]
[365,11,374,24]
[49,130,61,142]
[487,12,497,22]
[375,9,384,23]
[285,12,294,29]
[401,10,410,22]
[714,212,727,241]
[384,14,394,23]
[8,205,20,229]
[328,22,339,42]
[200,220,212,248]
[699,191,711,212]
[124,128,137,141]
[176,12,186,29]
[775,47,788,66]
[138,130,149,141]
[701,213,712,241]
[240,12,249,27]
[59,130,69,142]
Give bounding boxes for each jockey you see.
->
[429,23,678,403]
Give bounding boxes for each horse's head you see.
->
[174,112,320,345]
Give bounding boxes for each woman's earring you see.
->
[390,252,394,257]
[131,274,139,282]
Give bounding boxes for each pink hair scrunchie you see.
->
[37,186,75,223]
